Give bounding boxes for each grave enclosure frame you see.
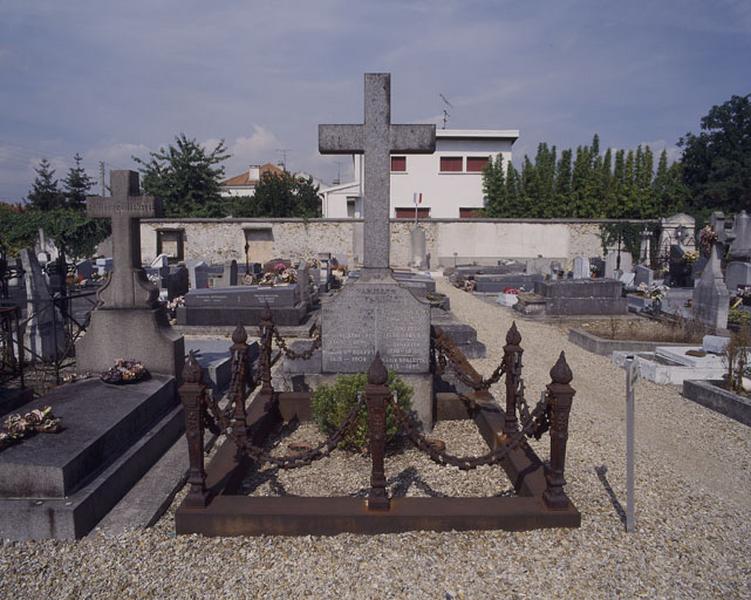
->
[174,315,581,536]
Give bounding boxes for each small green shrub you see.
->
[311,371,413,451]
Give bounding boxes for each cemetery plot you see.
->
[174,316,580,536]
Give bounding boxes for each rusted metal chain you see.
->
[391,392,550,470]
[271,325,321,360]
[433,340,507,391]
[204,382,365,469]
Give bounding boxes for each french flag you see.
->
[413,192,423,205]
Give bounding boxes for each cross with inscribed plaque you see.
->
[319,73,435,274]
[87,170,162,309]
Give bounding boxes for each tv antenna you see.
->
[439,93,454,129]
[276,148,292,170]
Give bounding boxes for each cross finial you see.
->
[319,73,435,274]
[87,170,162,309]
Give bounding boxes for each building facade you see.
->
[320,129,519,219]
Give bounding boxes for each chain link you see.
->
[433,334,507,391]
[391,392,549,470]
[272,325,322,360]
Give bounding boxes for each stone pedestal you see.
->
[77,307,184,377]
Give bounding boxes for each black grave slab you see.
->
[178,284,308,326]
[474,274,543,293]
[534,279,623,299]
[0,376,176,498]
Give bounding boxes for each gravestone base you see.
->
[0,375,180,540]
[283,371,434,431]
[77,308,184,378]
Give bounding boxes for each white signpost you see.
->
[624,355,639,533]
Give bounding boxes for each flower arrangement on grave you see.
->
[698,225,719,256]
[463,278,476,292]
[681,249,700,264]
[0,406,62,452]
[503,287,521,295]
[257,266,298,286]
[636,282,669,302]
[164,295,184,320]
[312,371,413,451]
[100,359,149,385]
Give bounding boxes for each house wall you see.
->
[320,132,516,219]
[140,218,644,269]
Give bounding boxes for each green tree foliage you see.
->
[229,171,321,218]
[62,153,95,210]
[679,93,751,214]
[482,134,683,221]
[133,134,230,217]
[0,205,109,259]
[27,159,66,211]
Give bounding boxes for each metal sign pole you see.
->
[624,355,638,533]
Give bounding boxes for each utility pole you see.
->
[276,148,291,171]
[99,161,106,197]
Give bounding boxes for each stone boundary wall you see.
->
[140,218,654,268]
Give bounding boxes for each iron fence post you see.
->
[503,322,523,434]
[259,303,274,397]
[366,352,390,511]
[543,351,575,510]
[230,325,250,455]
[180,352,209,507]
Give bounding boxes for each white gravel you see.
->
[1,277,750,599]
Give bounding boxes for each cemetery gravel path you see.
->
[1,277,749,599]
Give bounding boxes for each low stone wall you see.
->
[568,328,687,357]
[139,218,651,267]
[682,380,751,426]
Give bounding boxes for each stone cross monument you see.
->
[318,74,436,428]
[76,171,184,377]
[319,73,435,276]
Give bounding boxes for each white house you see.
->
[320,129,519,219]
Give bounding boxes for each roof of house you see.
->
[221,162,284,187]
[436,129,520,141]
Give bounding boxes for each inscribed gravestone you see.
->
[223,260,238,287]
[76,171,184,377]
[692,244,729,331]
[634,264,653,288]
[187,261,209,290]
[20,249,66,361]
[572,256,590,280]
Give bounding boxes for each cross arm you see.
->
[390,124,436,154]
[87,195,161,219]
[319,124,364,154]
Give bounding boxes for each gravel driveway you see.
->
[1,278,749,599]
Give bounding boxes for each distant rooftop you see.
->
[436,129,519,141]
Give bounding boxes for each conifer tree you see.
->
[27,158,66,211]
[481,154,506,216]
[62,153,94,210]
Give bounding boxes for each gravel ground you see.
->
[239,421,515,499]
[1,277,750,599]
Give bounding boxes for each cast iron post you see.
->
[180,351,209,507]
[503,322,523,434]
[543,351,575,510]
[258,302,274,397]
[230,324,250,454]
[366,352,390,511]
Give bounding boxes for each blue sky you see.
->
[1,0,749,202]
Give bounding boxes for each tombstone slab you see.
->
[726,261,751,292]
[692,244,729,331]
[321,282,430,373]
[572,256,591,280]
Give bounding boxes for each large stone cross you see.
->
[87,170,162,309]
[319,73,435,273]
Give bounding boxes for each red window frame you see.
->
[459,207,483,219]
[439,156,463,172]
[395,207,430,219]
[466,156,489,172]
[391,156,407,172]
